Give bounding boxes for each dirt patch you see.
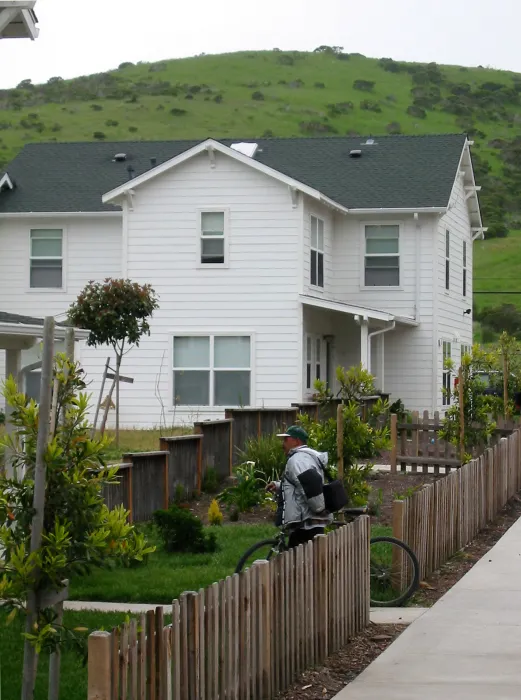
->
[367,470,442,526]
[276,624,406,700]
[181,492,276,526]
[412,493,521,606]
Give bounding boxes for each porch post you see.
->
[380,334,385,391]
[360,318,369,369]
[5,348,22,478]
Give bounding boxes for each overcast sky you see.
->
[1,0,519,89]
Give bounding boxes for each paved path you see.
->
[64,599,427,625]
[334,514,521,700]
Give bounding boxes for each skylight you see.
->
[230,142,258,158]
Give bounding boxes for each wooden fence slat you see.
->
[239,568,251,700]
[146,610,156,700]
[129,619,138,700]
[111,627,120,700]
[164,625,172,700]
[180,594,189,700]
[138,614,146,700]
[120,623,129,700]
[171,601,181,700]
[232,575,240,700]
[155,607,164,700]
[186,592,200,700]
[199,588,206,700]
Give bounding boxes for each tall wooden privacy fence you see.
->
[393,430,521,582]
[390,411,520,474]
[87,517,370,700]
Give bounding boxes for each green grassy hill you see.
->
[2,48,521,316]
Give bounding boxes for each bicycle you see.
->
[234,506,420,607]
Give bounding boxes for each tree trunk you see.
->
[99,353,122,437]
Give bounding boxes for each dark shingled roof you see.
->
[0,134,467,213]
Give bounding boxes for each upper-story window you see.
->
[30,228,63,288]
[462,240,467,297]
[200,211,226,265]
[310,215,324,287]
[445,230,450,291]
[364,225,399,287]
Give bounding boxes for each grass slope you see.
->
[473,230,521,312]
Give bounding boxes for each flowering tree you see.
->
[68,278,159,437]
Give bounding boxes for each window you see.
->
[364,225,399,287]
[462,240,467,297]
[461,344,471,361]
[173,335,251,406]
[310,216,324,287]
[445,230,450,291]
[200,211,225,265]
[442,341,452,406]
[30,229,63,288]
[305,334,323,391]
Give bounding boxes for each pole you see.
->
[458,366,465,464]
[115,354,121,448]
[91,356,110,437]
[503,351,509,420]
[21,317,54,700]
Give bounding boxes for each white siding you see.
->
[120,151,302,426]
[0,216,122,410]
[435,174,473,412]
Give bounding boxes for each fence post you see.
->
[458,366,465,463]
[163,452,169,509]
[390,414,397,473]
[127,455,134,523]
[186,592,201,700]
[392,500,406,589]
[88,632,112,700]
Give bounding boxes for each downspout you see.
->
[414,212,421,321]
[367,322,396,388]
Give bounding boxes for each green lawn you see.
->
[473,230,521,314]
[69,523,277,603]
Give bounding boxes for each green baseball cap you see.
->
[276,425,308,442]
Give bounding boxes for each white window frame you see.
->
[445,230,450,292]
[361,221,401,290]
[170,331,254,408]
[196,208,230,269]
[461,343,472,361]
[310,215,324,289]
[462,239,467,298]
[305,332,325,393]
[442,340,452,407]
[27,226,67,292]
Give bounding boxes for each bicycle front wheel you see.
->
[369,536,420,607]
[235,539,281,574]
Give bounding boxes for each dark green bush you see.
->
[93,131,106,139]
[153,505,218,554]
[218,463,271,514]
[276,54,294,66]
[485,222,508,238]
[360,100,381,113]
[236,433,285,482]
[386,121,402,134]
[90,104,103,111]
[353,79,375,92]
[406,105,427,119]
[202,467,220,494]
[251,91,264,101]
[170,108,187,116]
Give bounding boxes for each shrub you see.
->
[202,467,220,494]
[353,79,375,92]
[90,104,103,111]
[251,91,264,101]
[218,463,270,514]
[208,499,223,526]
[299,120,338,135]
[360,100,382,113]
[406,105,427,119]
[170,108,187,116]
[153,505,218,553]
[93,131,106,139]
[386,121,402,134]
[118,62,134,69]
[236,433,285,483]
[214,95,223,103]
[263,129,274,137]
[327,102,354,117]
[314,82,326,89]
[288,80,305,88]
[481,304,521,337]
[276,54,294,66]
[50,123,63,132]
[105,119,119,127]
[128,126,138,132]
[485,222,508,238]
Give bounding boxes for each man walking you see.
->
[268,425,332,548]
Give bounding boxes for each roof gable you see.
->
[0,134,469,214]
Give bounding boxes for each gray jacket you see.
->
[274,446,333,530]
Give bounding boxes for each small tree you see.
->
[68,278,159,439]
[0,355,154,699]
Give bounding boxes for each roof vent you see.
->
[113,153,127,162]
[230,142,258,158]
[150,157,157,166]
[349,149,362,158]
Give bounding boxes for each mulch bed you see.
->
[275,624,407,700]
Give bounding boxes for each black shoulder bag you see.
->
[322,465,349,513]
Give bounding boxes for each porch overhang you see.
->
[299,295,418,327]
[0,1,39,40]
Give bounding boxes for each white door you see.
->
[304,334,327,397]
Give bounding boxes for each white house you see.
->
[0,1,39,40]
[0,135,484,427]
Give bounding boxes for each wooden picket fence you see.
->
[393,430,521,581]
[390,411,520,474]
[87,517,370,700]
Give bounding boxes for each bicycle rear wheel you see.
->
[369,536,420,607]
[234,539,281,574]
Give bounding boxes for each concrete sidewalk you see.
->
[334,514,521,700]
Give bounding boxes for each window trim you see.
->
[27,225,67,293]
[360,221,402,290]
[445,230,450,292]
[310,214,325,289]
[196,207,230,269]
[442,340,452,407]
[462,239,467,298]
[170,331,254,408]
[304,332,325,393]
